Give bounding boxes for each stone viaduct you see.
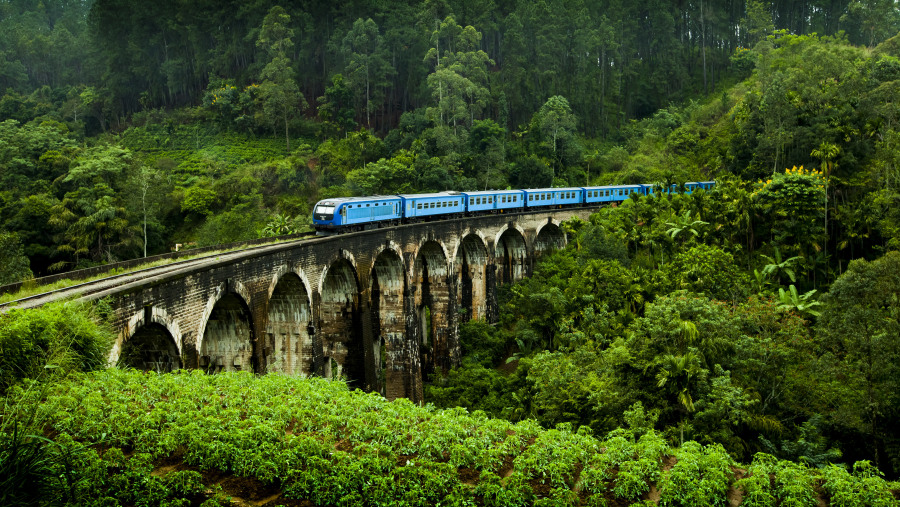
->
[107,208,596,402]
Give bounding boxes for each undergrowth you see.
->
[1,370,897,505]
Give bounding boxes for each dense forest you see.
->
[3,0,900,503]
[2,0,900,276]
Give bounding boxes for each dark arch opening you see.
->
[266,273,312,375]
[200,293,255,374]
[120,323,181,372]
[495,228,528,286]
[455,234,489,322]
[534,223,566,258]
[320,258,364,386]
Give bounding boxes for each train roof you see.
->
[314,195,400,205]
[396,191,464,199]
[459,189,524,196]
[581,184,643,189]
[522,187,583,192]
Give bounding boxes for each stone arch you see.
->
[413,240,455,377]
[111,307,182,372]
[319,256,364,385]
[495,225,529,285]
[454,233,490,322]
[369,247,410,399]
[265,269,312,375]
[534,221,567,258]
[199,288,255,374]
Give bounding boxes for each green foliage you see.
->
[658,441,735,506]
[821,461,896,507]
[664,244,750,302]
[0,231,33,285]
[180,187,217,216]
[0,300,113,393]
[317,74,356,138]
[776,285,822,317]
[818,251,900,472]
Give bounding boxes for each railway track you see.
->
[0,232,319,312]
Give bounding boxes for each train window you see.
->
[417,203,422,209]
[501,196,506,203]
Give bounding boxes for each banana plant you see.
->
[761,246,801,284]
[777,284,822,318]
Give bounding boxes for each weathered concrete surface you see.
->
[107,208,597,402]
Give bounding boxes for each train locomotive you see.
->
[312,181,715,233]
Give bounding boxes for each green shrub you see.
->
[0,300,113,392]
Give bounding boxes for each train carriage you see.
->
[684,181,715,193]
[524,187,583,208]
[582,185,644,204]
[399,192,466,220]
[461,190,526,214]
[313,196,402,232]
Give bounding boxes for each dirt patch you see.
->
[728,467,747,507]
[529,477,553,499]
[661,455,677,472]
[498,454,516,478]
[152,449,190,476]
[260,498,310,507]
[647,484,661,503]
[458,466,480,484]
[219,475,281,502]
[200,468,230,485]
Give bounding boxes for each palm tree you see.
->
[655,351,704,445]
[665,209,709,244]
[811,142,839,261]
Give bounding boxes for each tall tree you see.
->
[341,18,392,129]
[257,6,306,151]
[424,16,493,132]
[820,252,900,469]
[531,95,581,182]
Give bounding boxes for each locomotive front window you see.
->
[315,205,335,215]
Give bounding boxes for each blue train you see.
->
[312,181,715,233]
